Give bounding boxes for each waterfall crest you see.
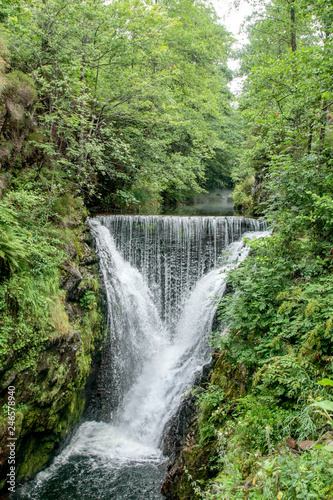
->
[97,215,266,327]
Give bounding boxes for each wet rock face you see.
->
[0,331,84,492]
[161,359,216,499]
[61,236,101,306]
[162,361,213,459]
[161,394,199,500]
[162,424,215,500]
[162,388,199,463]
[61,263,83,302]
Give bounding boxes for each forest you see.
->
[0,0,333,498]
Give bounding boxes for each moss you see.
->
[164,414,221,500]
[17,437,55,480]
[180,443,219,498]
[1,345,93,485]
[15,388,86,482]
[210,355,249,399]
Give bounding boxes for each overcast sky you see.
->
[212,0,253,39]
[211,0,254,94]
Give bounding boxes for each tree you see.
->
[1,0,234,212]
[233,0,333,215]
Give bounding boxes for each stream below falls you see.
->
[15,216,268,500]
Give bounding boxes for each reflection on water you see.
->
[172,189,234,216]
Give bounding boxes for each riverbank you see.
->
[0,191,103,496]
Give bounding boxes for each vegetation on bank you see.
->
[167,0,333,498]
[0,186,103,488]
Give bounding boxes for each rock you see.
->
[161,359,217,498]
[286,436,297,450]
[161,461,184,499]
[64,302,75,318]
[162,359,213,461]
[0,369,17,391]
[7,372,16,386]
[315,431,333,447]
[69,330,81,343]
[67,243,77,259]
[297,440,314,451]
[81,243,93,264]
[60,263,83,302]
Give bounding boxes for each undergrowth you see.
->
[181,212,333,498]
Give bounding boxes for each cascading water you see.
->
[15,216,268,500]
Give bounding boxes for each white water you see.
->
[17,216,268,499]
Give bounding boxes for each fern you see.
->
[0,224,27,272]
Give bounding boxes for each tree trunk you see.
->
[307,119,314,153]
[291,5,296,52]
[319,102,328,155]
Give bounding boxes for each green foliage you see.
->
[1,0,235,212]
[80,290,97,309]
[318,379,333,388]
[0,182,100,368]
[197,385,228,444]
[206,448,333,499]
[0,225,27,272]
[192,375,333,499]
[232,395,290,454]
[233,0,333,214]
[0,177,103,486]
[232,175,254,215]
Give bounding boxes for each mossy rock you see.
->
[210,354,249,399]
[17,436,55,480]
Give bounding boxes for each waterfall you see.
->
[96,215,265,327]
[16,216,268,500]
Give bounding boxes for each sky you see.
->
[211,0,254,94]
[212,0,253,40]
